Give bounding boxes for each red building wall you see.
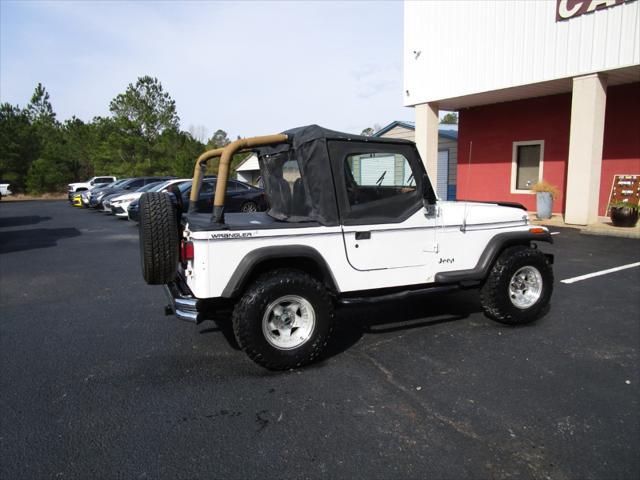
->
[457,82,640,216]
[599,83,640,215]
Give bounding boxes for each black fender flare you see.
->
[434,230,553,284]
[221,245,339,298]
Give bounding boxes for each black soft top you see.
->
[250,125,420,227]
[255,124,413,157]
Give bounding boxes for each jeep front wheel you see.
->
[232,269,334,370]
[480,246,553,325]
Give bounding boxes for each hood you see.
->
[111,192,141,203]
[439,201,529,228]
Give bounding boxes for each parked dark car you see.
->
[179,178,267,213]
[90,177,172,209]
[127,178,267,222]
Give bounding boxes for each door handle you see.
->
[355,231,371,240]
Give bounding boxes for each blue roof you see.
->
[373,120,458,141]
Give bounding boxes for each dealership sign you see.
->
[556,0,635,21]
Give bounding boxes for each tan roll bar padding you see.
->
[213,134,288,208]
[188,133,288,222]
[189,147,225,204]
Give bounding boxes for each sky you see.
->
[0,0,413,141]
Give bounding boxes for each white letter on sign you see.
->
[558,0,582,19]
[587,0,618,12]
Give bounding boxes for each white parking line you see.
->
[551,232,560,235]
[560,262,640,284]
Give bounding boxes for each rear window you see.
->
[137,181,163,192]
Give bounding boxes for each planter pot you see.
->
[610,207,639,228]
[536,191,553,220]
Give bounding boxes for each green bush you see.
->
[26,158,69,194]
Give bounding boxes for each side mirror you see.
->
[422,173,437,216]
[89,181,95,186]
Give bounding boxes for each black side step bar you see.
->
[337,284,460,306]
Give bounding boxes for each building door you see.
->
[437,149,449,200]
[357,155,396,186]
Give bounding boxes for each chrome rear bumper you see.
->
[163,276,200,324]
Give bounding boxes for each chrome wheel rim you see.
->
[509,266,543,309]
[262,295,316,350]
[242,202,257,212]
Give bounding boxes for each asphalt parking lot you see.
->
[1,200,639,479]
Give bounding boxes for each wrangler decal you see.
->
[210,232,254,239]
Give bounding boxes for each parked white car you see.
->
[67,176,117,200]
[79,181,115,207]
[110,178,190,218]
[0,181,12,200]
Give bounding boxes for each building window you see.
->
[511,141,544,193]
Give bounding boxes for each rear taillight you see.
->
[180,241,194,263]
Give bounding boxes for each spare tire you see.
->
[139,192,179,285]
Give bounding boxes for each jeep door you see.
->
[328,141,439,271]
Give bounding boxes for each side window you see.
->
[512,141,543,192]
[282,159,302,191]
[227,181,241,192]
[345,152,417,206]
[231,181,249,191]
[200,182,216,194]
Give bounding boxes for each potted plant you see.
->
[608,201,639,227]
[531,180,559,220]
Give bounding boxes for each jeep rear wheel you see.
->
[139,192,179,285]
[232,269,334,370]
[480,246,553,325]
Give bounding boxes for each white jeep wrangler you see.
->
[139,126,553,370]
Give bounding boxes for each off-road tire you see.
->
[480,245,553,325]
[232,269,334,370]
[139,192,179,285]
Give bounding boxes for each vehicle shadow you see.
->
[322,289,483,361]
[0,227,81,254]
[0,215,52,228]
[199,313,240,350]
[198,289,484,359]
